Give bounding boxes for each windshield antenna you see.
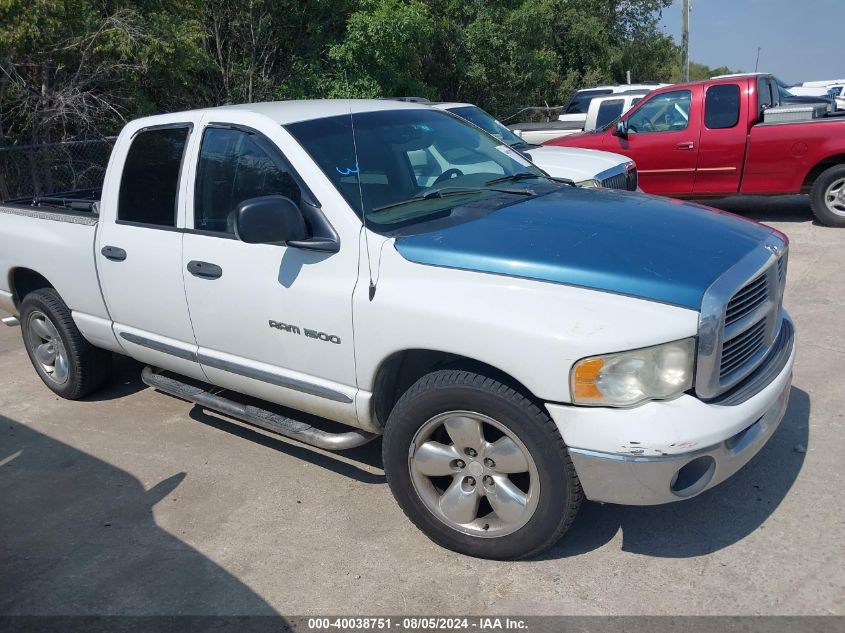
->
[348,104,376,301]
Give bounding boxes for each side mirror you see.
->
[613,120,628,139]
[233,195,308,245]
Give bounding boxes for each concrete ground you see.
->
[0,196,843,616]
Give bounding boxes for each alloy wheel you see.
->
[408,410,539,538]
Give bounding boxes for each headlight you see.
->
[570,338,695,407]
[575,178,601,188]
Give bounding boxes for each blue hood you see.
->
[394,188,776,309]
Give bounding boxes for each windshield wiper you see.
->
[370,184,535,214]
[371,188,483,213]
[485,172,547,186]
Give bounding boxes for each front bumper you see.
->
[547,329,795,505]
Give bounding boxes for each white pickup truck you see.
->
[0,99,795,560]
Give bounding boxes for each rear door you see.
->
[96,117,205,381]
[611,88,700,195]
[693,82,748,195]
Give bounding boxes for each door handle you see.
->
[101,245,127,261]
[187,260,223,280]
[676,142,695,150]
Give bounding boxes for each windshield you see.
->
[446,106,527,148]
[286,108,547,228]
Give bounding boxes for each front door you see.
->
[612,88,700,195]
[181,120,361,426]
[96,121,205,381]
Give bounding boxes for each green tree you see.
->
[0,0,206,143]
[202,0,357,104]
[326,0,677,119]
[327,0,434,98]
[0,0,684,140]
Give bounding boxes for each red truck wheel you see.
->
[810,164,845,227]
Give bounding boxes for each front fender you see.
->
[353,243,699,403]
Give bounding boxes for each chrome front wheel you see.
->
[26,310,70,385]
[823,177,845,217]
[409,410,540,538]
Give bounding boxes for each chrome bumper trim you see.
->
[569,379,791,505]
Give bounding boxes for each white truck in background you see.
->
[794,80,845,110]
[431,102,638,189]
[0,99,795,560]
[557,83,670,126]
[583,92,649,132]
[509,83,667,144]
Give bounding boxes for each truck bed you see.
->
[743,114,845,195]
[0,196,107,325]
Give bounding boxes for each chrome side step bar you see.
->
[1,316,19,327]
[141,366,377,451]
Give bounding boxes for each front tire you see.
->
[810,164,845,227]
[20,288,112,399]
[382,369,582,560]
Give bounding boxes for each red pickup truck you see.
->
[546,73,845,226]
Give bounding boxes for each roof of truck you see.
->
[712,72,771,79]
[212,99,428,124]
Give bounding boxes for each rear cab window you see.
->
[117,126,190,227]
[757,76,777,119]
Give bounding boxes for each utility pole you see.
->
[755,47,762,72]
[680,0,690,82]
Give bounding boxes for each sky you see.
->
[659,0,843,85]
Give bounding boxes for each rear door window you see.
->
[118,127,190,227]
[704,84,741,129]
[595,99,625,128]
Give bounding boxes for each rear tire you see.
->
[20,288,112,399]
[382,369,582,560]
[810,164,845,227]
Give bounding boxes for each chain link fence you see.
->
[0,138,116,202]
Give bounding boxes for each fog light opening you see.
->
[670,456,716,498]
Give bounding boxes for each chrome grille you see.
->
[599,166,638,191]
[600,172,627,190]
[725,273,768,326]
[695,236,789,400]
[628,166,638,191]
[720,320,767,379]
[717,264,778,384]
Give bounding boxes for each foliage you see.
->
[0,0,689,142]
[0,0,206,142]
[665,60,739,83]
